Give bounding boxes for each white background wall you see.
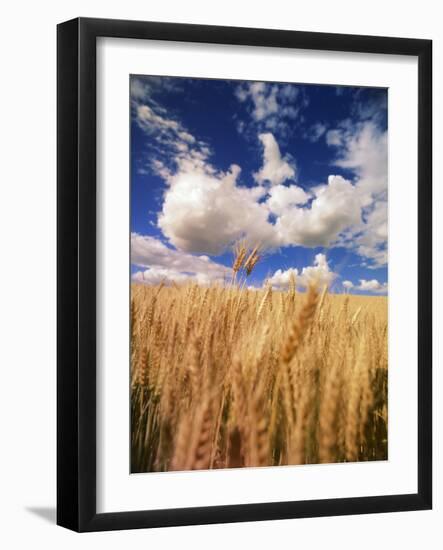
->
[0,1,440,547]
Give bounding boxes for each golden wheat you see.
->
[131,282,388,472]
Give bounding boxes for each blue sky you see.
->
[130,75,388,295]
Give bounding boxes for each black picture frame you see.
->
[57,17,432,532]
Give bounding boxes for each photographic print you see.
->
[130,75,388,474]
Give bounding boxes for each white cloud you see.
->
[235,81,307,137]
[307,122,328,142]
[335,121,387,198]
[327,121,388,267]
[254,133,296,186]
[136,104,180,133]
[131,81,211,179]
[266,184,310,215]
[357,279,388,293]
[280,84,300,101]
[268,254,337,290]
[150,159,172,181]
[236,82,279,122]
[352,91,387,124]
[178,131,196,144]
[250,82,278,121]
[341,278,388,294]
[157,165,277,254]
[132,267,221,286]
[130,76,183,103]
[247,285,261,291]
[130,78,150,102]
[131,232,231,275]
[133,267,191,286]
[353,199,388,267]
[131,233,231,285]
[276,175,363,247]
[326,129,344,146]
[298,253,337,288]
[268,268,298,290]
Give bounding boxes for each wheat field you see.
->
[130,276,388,473]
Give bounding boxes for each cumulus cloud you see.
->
[132,267,222,286]
[267,268,298,290]
[327,120,388,267]
[268,254,337,290]
[297,253,337,288]
[133,267,192,286]
[157,164,277,254]
[266,184,310,215]
[334,121,387,198]
[131,233,231,284]
[275,175,363,247]
[254,133,296,186]
[341,278,388,294]
[357,279,388,293]
[352,199,388,267]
